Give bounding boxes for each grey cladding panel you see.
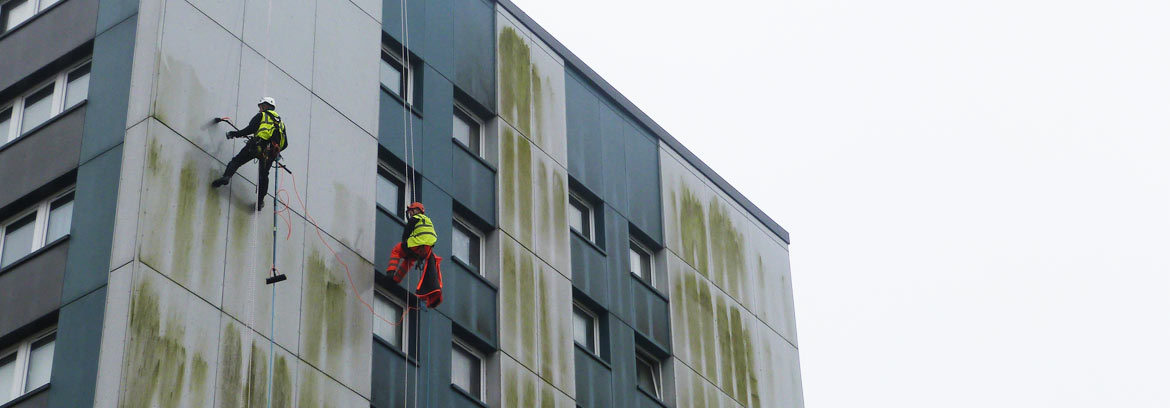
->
[370,341,415,408]
[450,147,496,226]
[374,210,404,272]
[439,261,498,346]
[565,71,603,196]
[46,286,105,408]
[603,207,633,322]
[631,282,670,348]
[378,92,424,163]
[60,145,121,303]
[570,233,608,310]
[421,0,453,79]
[0,105,85,210]
[421,67,454,189]
[95,0,137,33]
[7,389,48,408]
[599,104,628,215]
[624,127,662,244]
[382,0,424,50]
[0,0,97,93]
[453,0,494,109]
[574,348,614,408]
[0,241,67,337]
[79,15,136,162]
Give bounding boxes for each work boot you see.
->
[211,176,230,188]
[256,199,265,212]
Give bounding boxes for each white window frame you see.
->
[0,327,56,404]
[568,193,594,242]
[1,59,90,146]
[380,45,415,105]
[376,161,411,218]
[450,338,485,401]
[451,216,483,274]
[1,0,59,33]
[635,350,663,399]
[451,104,483,157]
[372,289,409,352]
[629,239,654,284]
[572,302,600,356]
[0,187,73,269]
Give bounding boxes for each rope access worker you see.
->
[387,202,444,308]
[211,97,288,210]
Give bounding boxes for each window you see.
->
[629,240,654,284]
[0,188,74,269]
[568,194,593,241]
[635,351,663,399]
[380,46,416,105]
[376,162,409,218]
[451,339,483,400]
[373,290,408,350]
[572,303,599,355]
[1,0,33,32]
[1,60,91,145]
[450,218,482,273]
[451,105,482,156]
[0,329,55,405]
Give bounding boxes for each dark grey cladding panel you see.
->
[60,145,121,303]
[602,206,632,323]
[0,105,85,210]
[46,286,105,408]
[438,260,498,347]
[623,127,662,245]
[630,281,670,349]
[450,146,496,226]
[607,320,637,405]
[0,0,97,94]
[565,70,603,196]
[496,0,790,243]
[6,387,48,408]
[95,0,137,34]
[421,0,453,79]
[421,67,454,190]
[378,91,424,163]
[574,347,614,408]
[419,311,453,408]
[79,15,136,162]
[453,0,494,110]
[370,340,415,408]
[570,233,609,310]
[0,240,67,338]
[374,209,405,273]
[382,0,424,50]
[599,104,629,215]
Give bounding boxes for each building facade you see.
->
[0,0,802,406]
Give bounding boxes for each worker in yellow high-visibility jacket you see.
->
[211,96,288,211]
[387,202,443,307]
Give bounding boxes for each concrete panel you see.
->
[453,0,494,110]
[0,241,66,338]
[312,0,380,136]
[116,263,221,408]
[500,355,574,408]
[750,225,798,346]
[213,318,298,408]
[753,319,804,408]
[222,176,306,352]
[499,236,574,398]
[92,263,132,408]
[305,97,378,260]
[136,122,229,307]
[152,0,242,164]
[348,0,381,24]
[125,0,163,128]
[231,46,313,217]
[495,7,566,167]
[240,0,316,88]
[0,0,97,93]
[109,119,147,271]
[298,230,373,398]
[674,363,742,408]
[185,0,245,38]
[0,105,83,215]
[296,359,369,407]
[60,145,121,302]
[46,286,105,408]
[498,124,569,275]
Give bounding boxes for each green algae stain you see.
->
[715,295,735,395]
[517,249,536,366]
[172,158,199,282]
[530,65,544,147]
[121,279,197,408]
[191,355,210,407]
[218,323,244,407]
[708,197,746,300]
[504,366,519,408]
[201,168,223,278]
[540,385,555,408]
[536,160,550,252]
[501,128,518,229]
[303,250,349,371]
[517,134,534,245]
[537,264,553,381]
[272,355,294,408]
[677,185,709,278]
[297,365,318,408]
[499,27,534,137]
[552,170,567,242]
[147,135,164,173]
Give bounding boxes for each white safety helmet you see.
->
[258,96,276,107]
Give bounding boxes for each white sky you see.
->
[511,0,1170,406]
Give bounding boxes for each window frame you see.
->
[572,302,600,356]
[568,193,594,242]
[451,104,483,157]
[0,326,56,404]
[450,216,483,274]
[634,350,664,399]
[629,239,654,284]
[1,59,91,146]
[376,161,410,219]
[372,289,409,352]
[450,338,485,401]
[380,45,415,106]
[0,187,73,269]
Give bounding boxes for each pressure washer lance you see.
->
[213,116,289,285]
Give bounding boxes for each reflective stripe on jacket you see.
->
[256,110,287,150]
[407,214,437,247]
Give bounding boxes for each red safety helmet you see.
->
[407,202,425,213]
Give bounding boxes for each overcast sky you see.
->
[511,0,1170,406]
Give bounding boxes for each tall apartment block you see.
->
[0,0,803,406]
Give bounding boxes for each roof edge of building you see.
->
[495,0,792,244]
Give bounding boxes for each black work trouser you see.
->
[222,140,275,203]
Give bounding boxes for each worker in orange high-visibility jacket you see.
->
[387,202,443,307]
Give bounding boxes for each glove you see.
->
[225,131,235,139]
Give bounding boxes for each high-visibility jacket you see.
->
[406,214,437,247]
[256,110,287,151]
